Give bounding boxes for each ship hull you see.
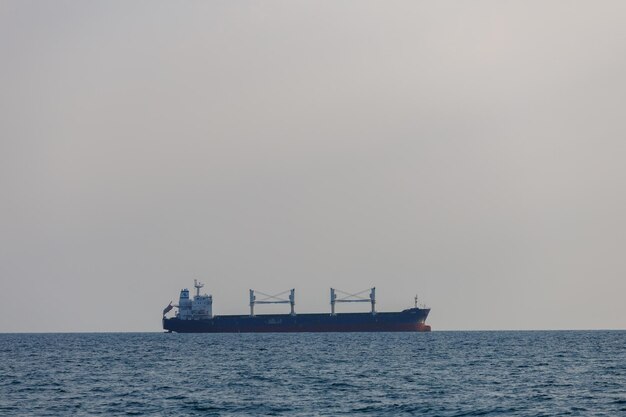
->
[163,308,431,333]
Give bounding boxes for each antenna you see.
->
[415,294,418,308]
[194,279,204,297]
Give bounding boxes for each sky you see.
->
[1,1,625,332]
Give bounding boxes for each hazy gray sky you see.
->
[1,1,625,332]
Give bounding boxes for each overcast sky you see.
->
[1,1,625,332]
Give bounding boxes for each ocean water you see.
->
[0,331,624,416]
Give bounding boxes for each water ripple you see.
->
[0,331,624,416]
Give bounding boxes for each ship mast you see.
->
[194,279,204,297]
[330,287,376,315]
[249,288,296,316]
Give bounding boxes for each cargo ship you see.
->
[162,280,431,333]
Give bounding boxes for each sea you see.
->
[0,331,624,416]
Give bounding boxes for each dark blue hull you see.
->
[163,308,431,333]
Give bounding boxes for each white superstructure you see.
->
[176,280,213,320]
